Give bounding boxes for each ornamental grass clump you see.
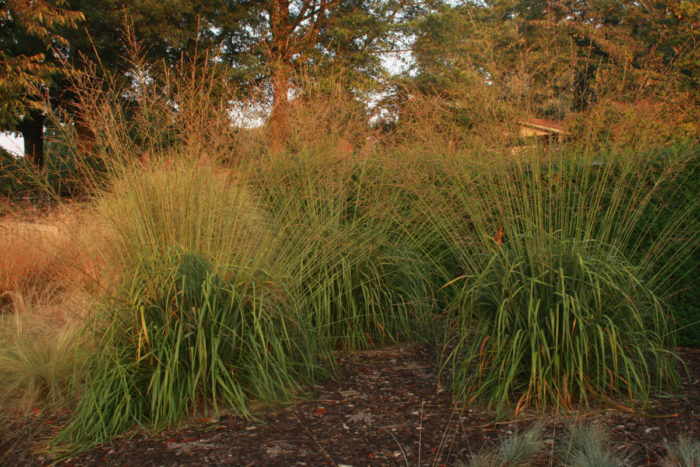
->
[0,292,90,413]
[560,423,632,467]
[424,145,697,411]
[96,157,267,275]
[253,151,433,351]
[288,197,430,350]
[53,249,319,451]
[467,424,546,467]
[661,436,700,467]
[51,158,322,451]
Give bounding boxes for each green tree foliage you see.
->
[1,0,223,169]
[62,0,419,152]
[208,0,420,148]
[411,0,699,123]
[0,0,84,167]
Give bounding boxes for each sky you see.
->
[0,132,23,156]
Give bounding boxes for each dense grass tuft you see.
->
[419,146,696,410]
[0,292,90,413]
[255,153,433,350]
[662,436,700,467]
[53,249,321,450]
[97,157,267,274]
[466,424,545,466]
[560,423,632,467]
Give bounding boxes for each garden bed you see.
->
[3,344,697,466]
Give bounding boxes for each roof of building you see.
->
[517,118,568,134]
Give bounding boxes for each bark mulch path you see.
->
[2,344,698,466]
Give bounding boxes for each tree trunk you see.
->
[18,110,45,169]
[267,0,293,153]
[268,64,291,153]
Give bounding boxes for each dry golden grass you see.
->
[0,206,103,415]
[0,289,94,413]
[0,206,110,299]
[1,220,60,294]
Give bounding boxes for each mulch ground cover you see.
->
[2,344,698,466]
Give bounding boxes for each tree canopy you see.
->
[410,0,698,123]
[0,0,84,167]
[1,0,697,163]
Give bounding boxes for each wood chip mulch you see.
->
[2,344,698,466]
